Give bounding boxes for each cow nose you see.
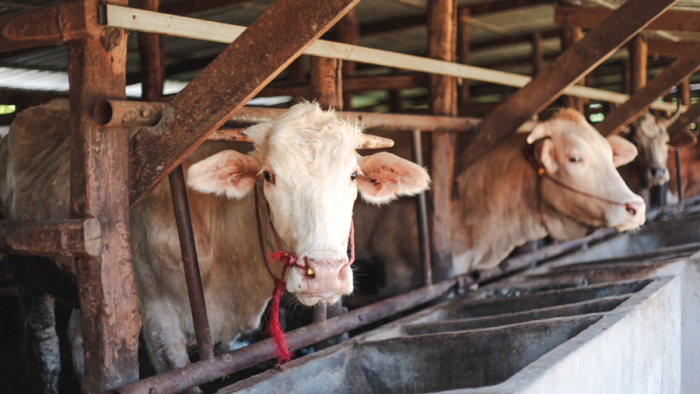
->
[624,200,645,219]
[650,167,665,178]
[302,255,352,295]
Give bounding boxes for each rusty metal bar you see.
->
[94,100,478,134]
[109,279,456,394]
[412,129,432,286]
[0,1,94,54]
[312,303,327,324]
[0,219,101,258]
[169,165,215,362]
[466,228,618,286]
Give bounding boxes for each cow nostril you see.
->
[625,204,637,217]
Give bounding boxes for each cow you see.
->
[354,109,645,297]
[0,99,430,391]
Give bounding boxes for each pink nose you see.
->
[625,200,645,218]
[302,256,351,296]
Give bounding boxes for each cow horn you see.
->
[659,102,683,128]
[358,133,395,149]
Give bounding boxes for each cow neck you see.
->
[252,186,356,365]
[523,138,629,234]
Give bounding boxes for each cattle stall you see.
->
[0,0,699,394]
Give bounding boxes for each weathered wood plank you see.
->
[428,0,457,282]
[630,35,648,94]
[556,6,700,33]
[128,0,361,206]
[68,1,140,390]
[456,0,678,171]
[0,219,101,258]
[597,44,700,136]
[0,1,93,54]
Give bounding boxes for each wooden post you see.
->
[428,0,457,281]
[68,1,140,391]
[630,35,648,94]
[337,9,359,109]
[311,56,342,110]
[458,8,470,106]
[138,0,165,101]
[531,32,544,76]
[560,26,585,112]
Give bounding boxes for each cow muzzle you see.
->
[646,166,670,187]
[286,252,353,306]
[609,197,646,231]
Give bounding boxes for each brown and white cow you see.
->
[355,109,645,296]
[0,99,430,388]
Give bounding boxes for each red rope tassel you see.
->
[268,275,293,364]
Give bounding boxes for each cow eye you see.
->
[263,171,274,183]
[351,171,358,181]
[569,156,581,163]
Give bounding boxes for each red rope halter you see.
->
[253,187,355,364]
[524,138,630,234]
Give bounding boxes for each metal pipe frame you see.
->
[169,165,216,362]
[412,130,432,286]
[94,99,478,134]
[109,279,457,394]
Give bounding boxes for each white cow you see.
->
[0,99,430,390]
[355,109,645,297]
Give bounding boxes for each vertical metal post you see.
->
[169,166,216,361]
[676,150,683,201]
[412,130,432,286]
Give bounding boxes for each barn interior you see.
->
[0,0,699,393]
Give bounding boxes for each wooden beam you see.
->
[0,1,94,54]
[456,0,678,171]
[531,32,544,76]
[105,5,679,112]
[0,219,101,258]
[556,6,700,33]
[630,35,648,93]
[0,88,68,109]
[67,1,140,391]
[128,0,360,206]
[597,44,700,136]
[427,0,457,281]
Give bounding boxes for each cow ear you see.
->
[357,152,430,205]
[187,150,260,199]
[534,138,558,174]
[607,135,638,168]
[526,122,551,144]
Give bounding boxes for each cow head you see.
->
[187,102,430,306]
[527,109,645,238]
[629,113,673,187]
